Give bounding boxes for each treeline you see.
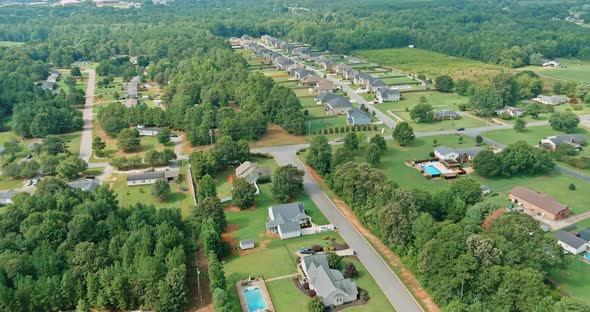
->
[0,179,192,312]
[305,136,587,311]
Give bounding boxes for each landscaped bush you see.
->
[429,152,435,158]
[311,245,323,252]
[256,176,271,184]
[303,282,310,290]
[308,289,317,297]
[563,156,590,169]
[569,183,576,191]
[329,128,334,134]
[360,290,370,301]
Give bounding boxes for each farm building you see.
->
[508,186,570,220]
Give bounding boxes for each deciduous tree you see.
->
[272,164,304,202]
[232,177,256,209]
[393,122,415,146]
[152,179,171,200]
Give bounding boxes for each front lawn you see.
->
[550,255,590,305]
[395,112,488,132]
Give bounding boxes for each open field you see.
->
[353,48,504,81]
[519,59,590,83]
[106,161,194,218]
[0,41,24,47]
[365,135,590,215]
[550,255,590,305]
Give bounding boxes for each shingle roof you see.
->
[347,107,370,120]
[326,95,352,109]
[578,228,590,241]
[127,169,179,182]
[266,202,308,230]
[509,186,568,215]
[556,231,588,249]
[303,254,358,301]
[434,110,459,118]
[544,134,586,146]
[455,147,483,158]
[67,180,101,192]
[435,146,458,156]
[0,190,18,201]
[376,87,400,100]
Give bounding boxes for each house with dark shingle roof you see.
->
[302,253,358,307]
[0,190,20,205]
[292,68,315,81]
[347,107,371,126]
[540,134,586,151]
[315,93,352,115]
[556,231,588,254]
[67,180,102,193]
[235,161,270,185]
[265,202,311,239]
[127,169,179,186]
[433,110,460,120]
[509,186,570,220]
[366,78,387,92]
[375,88,401,103]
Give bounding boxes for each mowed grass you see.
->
[372,135,590,214]
[520,59,590,83]
[550,255,590,305]
[107,161,194,218]
[353,48,504,81]
[0,41,24,47]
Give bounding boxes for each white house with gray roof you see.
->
[435,146,483,162]
[67,180,102,193]
[556,231,588,254]
[434,110,460,120]
[127,169,179,186]
[532,95,568,105]
[316,93,352,115]
[375,88,401,103]
[265,202,311,239]
[235,161,270,185]
[540,134,586,151]
[347,108,371,126]
[302,253,358,307]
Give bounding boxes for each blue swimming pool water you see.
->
[244,287,267,311]
[423,165,442,176]
[585,253,590,260]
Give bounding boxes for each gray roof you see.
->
[137,127,160,133]
[534,95,568,105]
[278,221,302,234]
[326,95,352,109]
[369,78,387,88]
[578,228,590,241]
[0,190,18,201]
[42,81,56,90]
[266,202,308,230]
[455,147,483,158]
[303,254,358,301]
[434,110,459,118]
[556,231,588,249]
[481,185,491,192]
[239,240,255,249]
[347,107,370,120]
[67,180,101,192]
[544,134,586,146]
[127,169,179,182]
[376,87,400,100]
[434,146,458,156]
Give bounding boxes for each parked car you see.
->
[32,178,41,186]
[25,180,33,186]
[84,175,95,181]
[456,127,465,131]
[334,138,343,143]
[170,133,178,138]
[25,154,33,159]
[299,248,315,255]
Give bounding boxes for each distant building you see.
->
[235,161,270,185]
[434,146,483,163]
[532,95,568,105]
[508,186,570,220]
[555,231,588,254]
[481,185,491,196]
[127,169,179,186]
[239,240,255,250]
[346,107,371,126]
[126,76,140,99]
[433,110,460,120]
[315,93,352,115]
[315,80,334,93]
[540,134,586,151]
[495,106,524,118]
[265,202,311,239]
[375,88,401,103]
[542,60,560,67]
[136,125,160,136]
[67,180,102,193]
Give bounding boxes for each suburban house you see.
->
[315,81,334,93]
[353,73,373,85]
[67,179,102,192]
[542,60,560,67]
[127,169,180,186]
[41,81,56,91]
[239,239,255,250]
[235,161,270,184]
[481,185,491,196]
[375,88,401,103]
[334,63,351,75]
[136,126,160,136]
[275,57,294,70]
[540,134,586,151]
[265,202,311,239]
[316,93,352,115]
[126,76,140,99]
[293,68,315,81]
[532,95,568,105]
[433,110,460,120]
[508,186,570,220]
[346,107,371,126]
[366,78,387,92]
[434,146,483,163]
[302,75,323,85]
[287,63,305,74]
[555,231,588,254]
[495,106,524,118]
[343,68,359,80]
[318,59,335,71]
[301,253,358,307]
[0,190,19,205]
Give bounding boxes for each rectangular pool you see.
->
[423,165,442,176]
[244,287,267,311]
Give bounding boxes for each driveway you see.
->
[269,150,423,312]
[79,69,96,162]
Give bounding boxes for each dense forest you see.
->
[0,179,192,312]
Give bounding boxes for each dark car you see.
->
[170,133,178,138]
[25,154,33,159]
[299,248,315,255]
[456,127,465,131]
[84,175,95,181]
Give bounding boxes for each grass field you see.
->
[550,255,590,305]
[519,59,590,83]
[353,48,504,81]
[108,161,194,218]
[0,41,24,47]
[366,134,590,215]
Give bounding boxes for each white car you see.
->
[32,178,41,186]
[25,180,33,186]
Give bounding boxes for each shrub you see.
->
[334,127,339,133]
[429,152,435,158]
[311,245,323,252]
[361,290,370,301]
[343,262,358,278]
[324,245,335,251]
[321,236,330,240]
[340,127,345,133]
[328,128,334,134]
[256,176,271,184]
[569,183,576,191]
[345,126,350,132]
[308,289,317,297]
[303,282,310,290]
[323,129,328,135]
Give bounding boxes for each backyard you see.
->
[550,254,590,306]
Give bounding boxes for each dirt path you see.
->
[306,166,440,312]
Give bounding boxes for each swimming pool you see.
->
[243,287,267,311]
[585,253,590,260]
[423,165,442,176]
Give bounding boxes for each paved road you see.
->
[79,69,96,162]
[268,149,423,312]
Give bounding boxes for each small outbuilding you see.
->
[239,240,255,250]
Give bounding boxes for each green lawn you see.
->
[95,76,124,94]
[55,71,87,95]
[293,88,313,97]
[520,59,590,83]
[381,76,418,85]
[300,97,318,107]
[109,161,194,218]
[550,255,590,305]
[374,91,469,115]
[306,116,349,135]
[396,112,488,132]
[0,41,24,47]
[353,48,504,81]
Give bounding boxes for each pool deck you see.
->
[236,278,276,312]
